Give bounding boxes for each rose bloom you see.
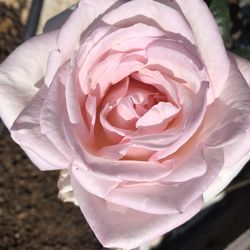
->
[0,0,250,249]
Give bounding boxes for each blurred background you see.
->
[0,0,249,249]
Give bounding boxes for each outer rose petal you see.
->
[0,31,58,129]
[44,0,121,85]
[57,0,119,58]
[102,0,195,43]
[204,56,250,202]
[70,169,203,250]
[11,86,70,171]
[175,0,230,98]
[204,155,249,202]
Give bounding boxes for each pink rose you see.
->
[0,0,250,249]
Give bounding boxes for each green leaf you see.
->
[209,0,230,42]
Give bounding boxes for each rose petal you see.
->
[65,55,88,127]
[11,86,70,170]
[64,121,174,182]
[203,58,250,201]
[200,100,248,149]
[71,165,119,198]
[162,148,207,182]
[44,49,63,86]
[97,143,129,160]
[100,103,133,142]
[220,56,250,113]
[176,0,230,98]
[88,50,147,98]
[40,65,74,160]
[110,96,139,130]
[0,31,58,129]
[136,102,179,133]
[44,0,120,86]
[103,0,195,43]
[70,170,203,249]
[132,68,179,105]
[106,147,222,214]
[204,155,249,202]
[58,0,119,59]
[78,23,164,93]
[131,82,208,160]
[146,39,207,93]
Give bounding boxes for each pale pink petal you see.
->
[113,36,159,52]
[78,23,164,93]
[124,146,155,161]
[84,93,97,140]
[220,55,250,113]
[101,77,129,108]
[40,66,74,160]
[58,0,118,58]
[111,51,147,84]
[131,83,208,160]
[89,52,123,93]
[100,103,133,143]
[126,78,164,106]
[204,141,248,204]
[70,171,203,249]
[0,31,58,129]
[205,60,250,162]
[136,102,179,133]
[106,147,222,214]
[203,59,250,201]
[200,100,248,149]
[84,152,174,182]
[61,113,173,182]
[103,0,195,43]
[132,68,179,105]
[109,96,139,130]
[45,0,131,87]
[176,0,230,98]
[97,143,129,160]
[87,50,147,100]
[44,49,63,86]
[204,153,249,202]
[65,56,88,128]
[64,124,173,182]
[162,148,207,182]
[71,165,119,198]
[107,183,195,215]
[10,86,70,170]
[146,39,207,93]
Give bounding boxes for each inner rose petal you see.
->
[131,68,179,106]
[107,96,139,130]
[107,79,164,130]
[67,16,210,162]
[77,23,165,94]
[136,102,180,133]
[130,82,208,160]
[100,103,133,144]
